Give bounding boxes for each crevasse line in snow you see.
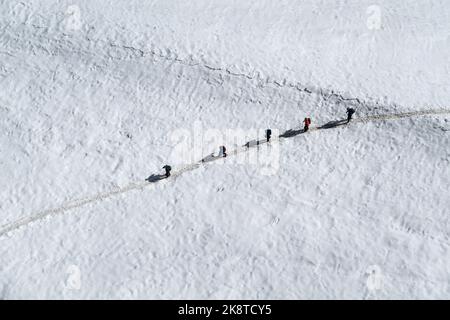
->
[2,22,400,111]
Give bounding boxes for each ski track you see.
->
[0,108,449,238]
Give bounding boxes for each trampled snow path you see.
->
[1,108,448,238]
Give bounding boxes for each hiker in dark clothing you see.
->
[303,117,311,132]
[266,129,272,142]
[163,165,172,178]
[346,108,356,123]
[220,146,227,158]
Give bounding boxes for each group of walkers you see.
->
[303,107,355,132]
[160,108,356,178]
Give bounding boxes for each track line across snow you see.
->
[0,108,448,238]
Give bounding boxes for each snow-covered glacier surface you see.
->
[0,0,449,299]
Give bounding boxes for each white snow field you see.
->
[0,0,449,299]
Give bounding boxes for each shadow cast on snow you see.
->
[244,139,268,148]
[279,128,305,139]
[201,153,220,163]
[319,119,348,129]
[146,174,167,183]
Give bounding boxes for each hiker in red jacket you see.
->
[303,117,311,132]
